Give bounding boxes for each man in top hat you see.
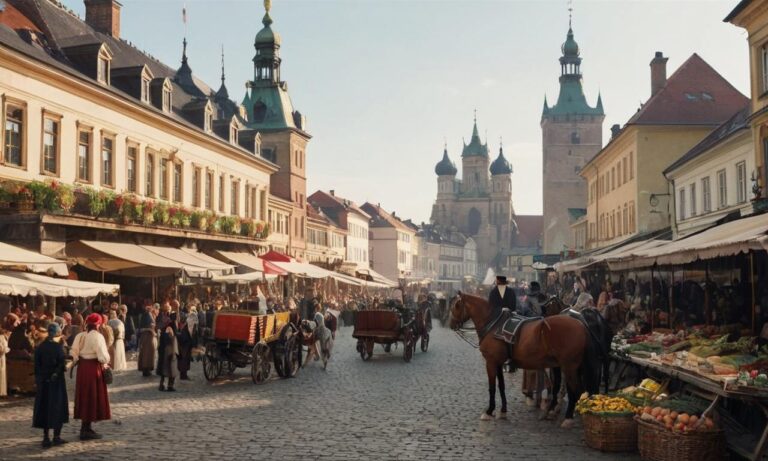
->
[488,275,516,318]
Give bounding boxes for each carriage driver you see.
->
[488,275,517,318]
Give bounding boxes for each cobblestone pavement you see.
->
[0,325,638,460]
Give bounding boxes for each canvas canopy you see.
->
[68,241,232,277]
[0,242,69,277]
[613,213,768,269]
[356,267,398,287]
[211,272,278,283]
[215,250,287,276]
[0,270,119,297]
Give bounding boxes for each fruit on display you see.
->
[637,406,716,432]
[576,394,636,415]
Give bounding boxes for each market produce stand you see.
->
[616,353,768,460]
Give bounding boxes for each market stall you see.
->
[0,241,69,276]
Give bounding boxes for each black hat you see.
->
[528,281,541,295]
[496,276,508,284]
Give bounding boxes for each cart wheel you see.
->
[421,332,429,352]
[251,342,271,385]
[383,343,392,353]
[202,346,221,381]
[403,331,414,363]
[283,335,301,378]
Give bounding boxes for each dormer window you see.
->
[162,81,172,113]
[204,107,213,133]
[230,123,238,144]
[254,133,262,156]
[96,46,112,85]
[141,77,151,103]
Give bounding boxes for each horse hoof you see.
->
[560,418,575,429]
[497,412,507,420]
[480,413,493,421]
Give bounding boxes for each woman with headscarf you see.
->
[107,310,126,372]
[70,314,111,440]
[137,304,157,377]
[156,309,179,391]
[32,323,69,448]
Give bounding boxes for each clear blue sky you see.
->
[63,0,749,224]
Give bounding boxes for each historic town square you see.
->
[0,0,767,460]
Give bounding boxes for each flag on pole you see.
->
[182,4,187,24]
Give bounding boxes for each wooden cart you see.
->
[202,310,301,384]
[353,309,417,362]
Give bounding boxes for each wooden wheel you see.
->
[274,325,300,378]
[421,332,429,352]
[403,330,414,363]
[251,342,271,385]
[202,345,222,381]
[358,338,372,361]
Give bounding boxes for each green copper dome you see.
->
[489,146,512,175]
[561,28,579,57]
[435,148,457,176]
[255,1,281,46]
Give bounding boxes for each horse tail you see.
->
[579,325,601,395]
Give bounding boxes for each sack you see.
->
[103,366,113,385]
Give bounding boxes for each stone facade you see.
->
[430,119,515,270]
[541,23,604,255]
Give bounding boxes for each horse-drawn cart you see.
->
[353,304,432,362]
[202,310,302,384]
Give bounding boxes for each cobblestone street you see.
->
[0,325,636,460]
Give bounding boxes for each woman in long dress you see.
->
[107,311,126,372]
[137,304,157,377]
[0,323,9,397]
[70,314,111,440]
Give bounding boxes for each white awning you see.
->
[68,241,229,277]
[211,272,277,283]
[214,250,288,276]
[0,242,69,277]
[615,213,768,269]
[273,261,333,279]
[356,268,398,287]
[0,270,119,297]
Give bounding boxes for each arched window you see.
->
[468,208,481,235]
[252,101,267,123]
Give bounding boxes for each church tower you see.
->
[541,19,604,256]
[242,0,311,258]
[431,144,457,225]
[490,143,513,248]
[461,114,490,196]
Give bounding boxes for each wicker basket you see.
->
[583,412,638,452]
[636,417,725,461]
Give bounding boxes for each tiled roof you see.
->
[627,53,749,126]
[360,203,413,232]
[308,191,371,230]
[0,0,262,161]
[664,105,750,175]
[513,215,543,248]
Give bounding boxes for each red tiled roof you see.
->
[627,53,749,126]
[0,2,41,32]
[514,215,543,248]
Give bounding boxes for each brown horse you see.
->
[449,292,600,426]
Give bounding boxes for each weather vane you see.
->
[568,0,573,27]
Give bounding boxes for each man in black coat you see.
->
[488,275,517,319]
[33,323,69,448]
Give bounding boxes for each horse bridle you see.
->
[451,294,480,349]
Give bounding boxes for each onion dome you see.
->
[255,0,281,46]
[561,27,579,58]
[435,147,457,176]
[490,145,512,175]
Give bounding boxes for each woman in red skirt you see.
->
[70,313,111,440]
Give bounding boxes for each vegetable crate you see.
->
[636,417,725,461]
[583,413,638,452]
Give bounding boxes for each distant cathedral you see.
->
[430,116,516,270]
[541,21,605,255]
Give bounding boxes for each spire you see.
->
[215,45,229,100]
[182,37,188,66]
[263,0,273,27]
[596,92,604,113]
[542,95,550,116]
[471,109,480,140]
[435,143,457,176]
[463,110,489,157]
[490,137,512,176]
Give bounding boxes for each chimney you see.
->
[329,190,335,196]
[650,51,668,97]
[84,0,122,39]
[610,124,621,139]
